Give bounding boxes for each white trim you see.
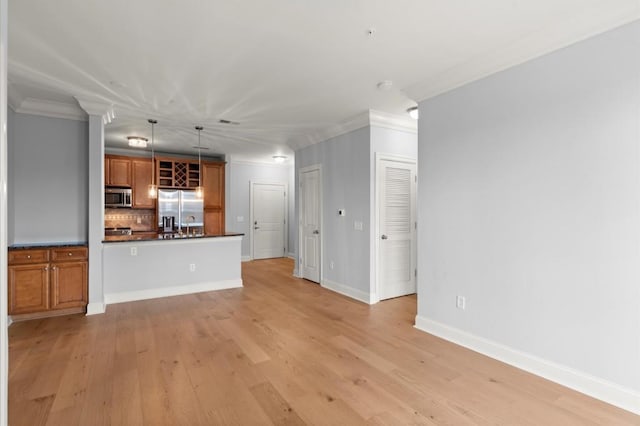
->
[293,268,300,278]
[0,0,8,421]
[373,154,417,303]
[249,181,288,260]
[289,111,369,151]
[241,255,252,262]
[298,164,323,283]
[414,316,640,416]
[289,110,417,151]
[287,252,295,260]
[229,158,292,168]
[105,279,243,305]
[321,279,372,305]
[407,8,640,103]
[85,302,106,315]
[74,96,115,124]
[11,97,87,121]
[369,110,417,134]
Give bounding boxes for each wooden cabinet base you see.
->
[8,245,88,320]
[10,306,87,323]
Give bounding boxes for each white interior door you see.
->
[252,182,286,260]
[300,168,321,282]
[377,157,417,300]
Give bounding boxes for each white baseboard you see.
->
[241,255,252,262]
[321,278,371,305]
[414,316,640,415]
[105,279,243,305]
[7,316,12,327]
[86,302,106,315]
[287,252,295,260]
[293,269,300,277]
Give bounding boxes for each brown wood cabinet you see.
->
[202,162,225,235]
[132,158,154,209]
[105,155,132,187]
[9,245,88,320]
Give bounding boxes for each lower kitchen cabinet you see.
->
[8,245,88,320]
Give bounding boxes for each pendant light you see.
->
[195,125,204,199]
[148,119,158,199]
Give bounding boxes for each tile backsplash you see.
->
[105,208,155,231]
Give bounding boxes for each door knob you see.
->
[313,230,319,235]
[381,234,388,240]
[254,227,260,230]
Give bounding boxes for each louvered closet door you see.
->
[379,159,416,300]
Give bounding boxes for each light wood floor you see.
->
[9,258,639,425]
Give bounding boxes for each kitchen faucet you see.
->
[186,215,196,236]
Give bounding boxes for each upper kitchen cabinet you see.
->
[156,157,200,188]
[202,161,225,235]
[202,162,224,209]
[105,155,132,187]
[131,158,154,209]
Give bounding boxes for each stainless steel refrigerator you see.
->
[157,189,204,233]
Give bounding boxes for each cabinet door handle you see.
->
[27,255,31,259]
[51,266,56,271]
[68,252,73,256]
[43,266,48,271]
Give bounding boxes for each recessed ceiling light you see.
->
[272,155,287,163]
[127,136,148,148]
[407,106,419,120]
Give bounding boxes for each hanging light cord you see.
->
[196,126,203,187]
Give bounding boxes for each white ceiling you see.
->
[7,1,640,162]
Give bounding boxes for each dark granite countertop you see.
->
[103,232,244,243]
[9,242,88,250]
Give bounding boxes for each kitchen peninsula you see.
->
[102,152,244,305]
[102,232,244,304]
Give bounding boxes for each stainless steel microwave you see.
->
[105,188,132,208]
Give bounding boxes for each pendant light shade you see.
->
[148,119,158,199]
[195,126,204,199]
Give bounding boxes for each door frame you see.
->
[372,153,417,303]
[297,164,323,281]
[249,180,288,260]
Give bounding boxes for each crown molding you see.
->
[228,158,292,168]
[288,111,370,151]
[406,7,640,102]
[10,96,87,121]
[369,110,417,134]
[288,109,416,151]
[74,96,115,124]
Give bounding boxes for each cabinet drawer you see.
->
[9,249,49,265]
[51,247,88,262]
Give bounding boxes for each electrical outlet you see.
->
[330,261,334,270]
[237,216,244,222]
[130,247,137,256]
[456,295,466,310]
[136,217,142,224]
[354,221,363,231]
[189,263,196,272]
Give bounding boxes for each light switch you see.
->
[354,221,363,231]
[237,216,244,222]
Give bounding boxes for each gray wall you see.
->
[418,21,640,392]
[227,161,295,258]
[296,127,371,293]
[8,112,88,245]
